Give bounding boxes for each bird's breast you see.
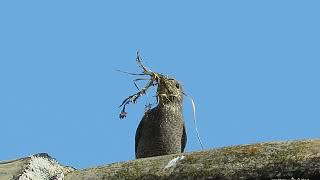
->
[135,104,185,158]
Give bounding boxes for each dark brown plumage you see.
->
[135,78,187,159]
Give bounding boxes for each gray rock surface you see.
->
[1,139,320,180]
[65,139,320,180]
[0,153,74,180]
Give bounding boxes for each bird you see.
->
[135,77,187,159]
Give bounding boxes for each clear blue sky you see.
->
[0,1,319,169]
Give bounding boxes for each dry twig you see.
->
[118,52,161,119]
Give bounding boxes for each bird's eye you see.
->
[175,83,180,89]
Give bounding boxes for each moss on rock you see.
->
[65,139,320,180]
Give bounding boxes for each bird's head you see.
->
[157,77,184,105]
[119,52,185,118]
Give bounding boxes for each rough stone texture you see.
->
[0,153,74,180]
[1,139,319,180]
[0,156,30,180]
[65,139,320,180]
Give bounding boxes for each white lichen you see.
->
[18,154,64,180]
[164,155,186,169]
